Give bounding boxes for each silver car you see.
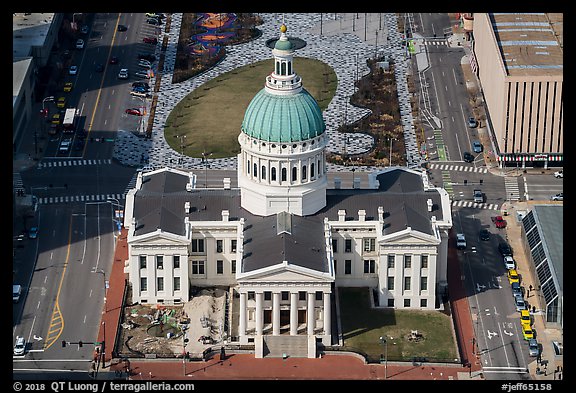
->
[528,338,539,357]
[514,294,526,311]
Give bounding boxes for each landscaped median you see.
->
[338,287,459,363]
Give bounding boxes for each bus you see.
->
[62,108,77,133]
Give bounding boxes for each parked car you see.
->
[117,24,127,31]
[521,325,534,340]
[146,17,161,25]
[514,294,526,312]
[138,59,152,67]
[143,37,158,44]
[132,85,149,93]
[528,338,539,357]
[132,81,150,89]
[118,68,129,79]
[511,281,522,298]
[463,151,474,163]
[63,82,73,92]
[28,227,38,239]
[550,193,563,201]
[456,233,467,250]
[14,336,26,356]
[520,309,531,329]
[498,242,513,256]
[491,216,507,228]
[145,13,164,19]
[135,70,151,79]
[69,65,78,75]
[472,141,483,153]
[504,255,516,270]
[13,284,22,303]
[57,96,66,108]
[125,108,143,116]
[75,39,85,49]
[553,170,563,178]
[468,117,478,128]
[508,269,520,285]
[479,229,490,241]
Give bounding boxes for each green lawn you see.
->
[338,287,459,362]
[164,57,338,159]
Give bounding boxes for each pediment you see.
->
[381,228,439,245]
[238,262,333,283]
[130,231,188,246]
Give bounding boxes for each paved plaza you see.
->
[112,13,425,172]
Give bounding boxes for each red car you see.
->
[109,56,119,65]
[125,108,143,116]
[492,216,507,228]
[143,37,158,44]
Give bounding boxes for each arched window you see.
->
[292,167,297,182]
[287,62,292,75]
[317,159,321,175]
[311,163,315,178]
[271,167,277,181]
[281,62,286,75]
[261,166,266,180]
[253,163,258,178]
[302,165,307,180]
[247,159,250,174]
[275,61,280,74]
[281,168,287,181]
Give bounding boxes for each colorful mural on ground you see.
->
[188,13,238,57]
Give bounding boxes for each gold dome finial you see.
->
[280,24,287,33]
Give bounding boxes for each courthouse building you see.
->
[123,24,453,357]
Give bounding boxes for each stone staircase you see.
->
[263,335,309,358]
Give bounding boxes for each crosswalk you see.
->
[451,200,499,210]
[37,159,113,168]
[428,163,488,173]
[423,39,448,46]
[37,193,125,205]
[504,177,521,201]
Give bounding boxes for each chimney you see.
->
[338,209,346,222]
[185,201,190,214]
[358,210,366,221]
[222,210,229,222]
[427,198,433,212]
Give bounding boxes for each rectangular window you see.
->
[345,239,352,253]
[173,255,180,269]
[140,277,147,292]
[281,291,289,301]
[248,292,255,301]
[421,255,428,269]
[315,291,323,301]
[345,260,352,275]
[231,239,237,253]
[404,299,411,307]
[157,277,164,291]
[404,255,411,269]
[420,277,428,291]
[156,255,163,270]
[420,299,427,308]
[404,276,411,291]
[387,255,395,268]
[363,238,376,252]
[216,239,223,253]
[332,238,338,253]
[264,291,272,301]
[216,260,224,275]
[299,291,306,301]
[387,298,395,307]
[192,260,205,275]
[192,239,205,253]
[363,259,375,274]
[231,260,236,274]
[139,255,147,269]
[334,259,337,274]
[387,276,395,290]
[174,277,181,291]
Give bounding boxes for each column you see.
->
[307,291,315,335]
[323,291,331,338]
[255,291,263,336]
[272,291,280,335]
[290,291,298,335]
[239,291,247,337]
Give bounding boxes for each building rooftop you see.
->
[13,13,55,60]
[489,13,563,77]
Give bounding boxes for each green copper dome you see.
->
[274,38,293,51]
[241,88,326,143]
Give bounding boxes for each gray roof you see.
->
[531,205,563,292]
[132,168,445,273]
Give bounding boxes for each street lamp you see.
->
[201,151,212,188]
[107,198,123,235]
[379,336,388,379]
